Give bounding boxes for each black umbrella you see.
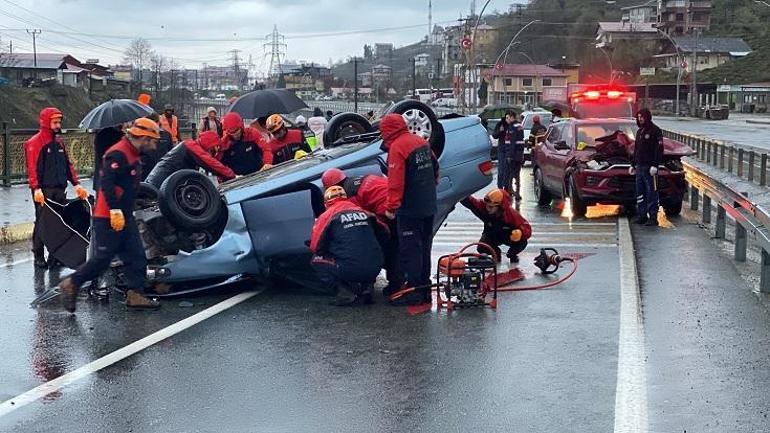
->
[228,89,308,119]
[79,99,154,130]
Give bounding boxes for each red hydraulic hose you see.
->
[496,258,577,292]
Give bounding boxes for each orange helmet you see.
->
[266,114,285,133]
[137,93,151,106]
[483,189,505,207]
[321,168,347,189]
[324,186,347,207]
[127,118,160,139]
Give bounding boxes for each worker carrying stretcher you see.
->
[460,188,532,263]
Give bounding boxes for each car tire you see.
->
[323,113,374,147]
[663,198,683,217]
[134,182,159,210]
[385,100,445,155]
[159,169,222,230]
[533,168,552,206]
[568,176,587,217]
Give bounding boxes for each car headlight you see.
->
[585,176,600,186]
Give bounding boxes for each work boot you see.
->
[645,218,659,227]
[388,286,424,306]
[34,253,47,269]
[360,283,375,305]
[329,283,358,306]
[59,277,78,313]
[634,216,648,225]
[125,289,160,309]
[47,257,63,269]
[508,254,520,264]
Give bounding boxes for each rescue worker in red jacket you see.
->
[59,118,162,312]
[310,186,384,306]
[25,107,88,268]
[322,168,400,293]
[265,114,312,164]
[219,112,273,175]
[144,131,235,188]
[380,113,438,305]
[462,189,532,263]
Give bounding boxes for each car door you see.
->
[551,123,576,192]
[241,189,318,259]
[542,123,566,192]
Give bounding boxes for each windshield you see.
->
[523,113,553,129]
[572,100,634,119]
[575,122,636,149]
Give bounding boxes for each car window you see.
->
[546,124,562,144]
[575,122,637,149]
[522,113,553,129]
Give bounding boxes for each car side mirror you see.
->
[554,140,570,150]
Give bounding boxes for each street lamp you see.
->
[594,45,614,84]
[655,27,682,118]
[755,0,770,7]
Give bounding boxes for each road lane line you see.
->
[613,217,648,433]
[0,290,259,418]
[433,242,617,248]
[0,257,33,269]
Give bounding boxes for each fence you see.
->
[1,122,199,186]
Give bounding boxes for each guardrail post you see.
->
[762,154,768,186]
[728,147,735,173]
[713,143,719,167]
[737,148,744,177]
[735,223,747,262]
[690,187,699,210]
[719,145,725,169]
[748,151,755,182]
[702,195,711,223]
[761,251,770,293]
[715,206,726,239]
[705,142,711,164]
[2,122,10,187]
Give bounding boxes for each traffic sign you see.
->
[461,37,472,50]
[640,67,655,76]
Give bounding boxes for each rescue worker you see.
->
[145,131,235,188]
[380,113,438,305]
[498,111,525,200]
[265,114,311,164]
[140,112,173,180]
[630,108,664,226]
[199,106,223,137]
[307,107,328,149]
[310,186,384,306]
[461,189,532,263]
[219,112,273,175]
[295,115,317,150]
[58,118,163,312]
[158,104,179,143]
[492,111,513,192]
[551,108,563,122]
[528,115,548,145]
[25,107,89,268]
[93,124,125,190]
[322,168,398,293]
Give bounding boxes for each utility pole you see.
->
[229,49,242,91]
[8,40,12,55]
[412,57,417,97]
[353,57,359,113]
[26,29,41,79]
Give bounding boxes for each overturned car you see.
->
[132,101,492,295]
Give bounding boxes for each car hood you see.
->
[576,130,695,161]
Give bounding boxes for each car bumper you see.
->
[575,166,686,204]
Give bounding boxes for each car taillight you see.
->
[479,161,493,176]
[607,90,622,99]
[584,91,600,99]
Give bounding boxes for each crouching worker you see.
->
[461,188,532,263]
[310,186,384,306]
[144,130,235,188]
[58,118,163,312]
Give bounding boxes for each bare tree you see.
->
[124,38,154,85]
[150,53,168,91]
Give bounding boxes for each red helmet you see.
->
[197,130,220,151]
[533,115,541,123]
[222,112,244,131]
[321,168,347,189]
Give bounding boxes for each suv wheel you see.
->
[533,168,552,206]
[568,176,587,217]
[663,198,683,217]
[159,169,223,230]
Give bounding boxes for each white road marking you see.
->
[433,242,617,248]
[437,230,615,237]
[613,217,648,433]
[0,290,259,418]
[0,257,33,269]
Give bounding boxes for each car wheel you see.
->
[159,169,222,230]
[663,198,683,217]
[568,176,587,217]
[385,100,445,155]
[134,182,160,210]
[323,112,374,148]
[533,168,552,206]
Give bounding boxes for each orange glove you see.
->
[75,185,88,201]
[510,229,523,243]
[110,209,125,232]
[33,189,45,206]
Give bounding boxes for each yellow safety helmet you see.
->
[324,185,347,207]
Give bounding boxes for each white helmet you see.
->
[295,115,307,125]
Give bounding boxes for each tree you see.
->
[363,44,373,60]
[124,38,154,85]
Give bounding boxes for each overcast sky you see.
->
[0,0,491,73]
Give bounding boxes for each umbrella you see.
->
[228,89,308,119]
[38,198,91,269]
[80,99,154,130]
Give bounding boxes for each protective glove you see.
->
[649,166,658,176]
[510,229,523,242]
[75,185,88,201]
[628,166,635,176]
[110,209,125,232]
[33,188,45,206]
[260,164,273,171]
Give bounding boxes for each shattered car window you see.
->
[522,113,552,129]
[576,123,636,149]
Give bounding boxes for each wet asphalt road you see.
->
[657,115,770,151]
[2,168,770,431]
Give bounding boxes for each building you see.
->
[358,71,373,87]
[374,43,394,60]
[199,65,248,90]
[655,37,751,71]
[472,24,498,64]
[621,0,658,23]
[441,25,465,78]
[371,64,392,83]
[0,53,89,87]
[485,64,568,106]
[596,21,660,48]
[656,0,712,36]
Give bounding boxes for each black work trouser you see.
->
[394,214,434,291]
[311,255,381,291]
[32,187,67,257]
[70,218,146,290]
[478,232,528,261]
[380,219,399,290]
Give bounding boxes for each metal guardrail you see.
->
[683,159,770,292]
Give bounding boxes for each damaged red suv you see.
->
[531,118,694,217]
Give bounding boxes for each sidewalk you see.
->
[0,179,92,245]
